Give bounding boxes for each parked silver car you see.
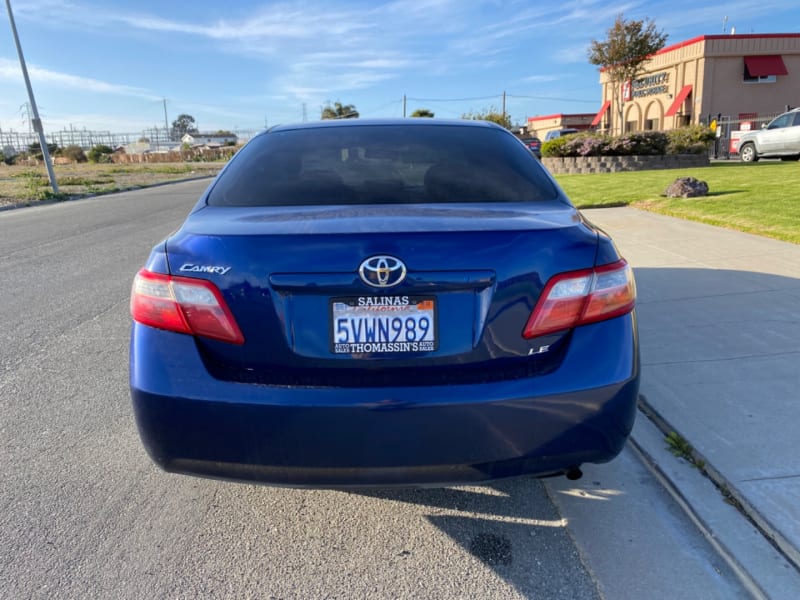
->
[738,108,800,162]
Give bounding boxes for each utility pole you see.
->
[502,91,507,125]
[403,95,407,118]
[5,0,58,193]
[20,102,32,133]
[162,99,169,140]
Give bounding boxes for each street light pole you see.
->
[5,0,59,194]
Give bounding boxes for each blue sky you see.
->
[1,0,798,135]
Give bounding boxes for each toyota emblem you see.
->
[359,255,407,288]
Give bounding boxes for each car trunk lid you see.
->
[163,203,600,385]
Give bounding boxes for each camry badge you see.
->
[359,255,406,288]
[179,264,232,275]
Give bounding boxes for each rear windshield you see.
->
[207,124,559,206]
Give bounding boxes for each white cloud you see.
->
[13,0,797,131]
[12,1,469,101]
[0,58,161,101]
[41,112,154,133]
[522,74,565,84]
[553,44,592,64]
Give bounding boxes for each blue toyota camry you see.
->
[129,118,639,487]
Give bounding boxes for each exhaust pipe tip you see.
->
[565,466,583,481]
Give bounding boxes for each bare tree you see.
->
[588,14,668,134]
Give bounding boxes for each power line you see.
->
[358,98,404,118]
[162,98,169,136]
[507,94,596,104]
[407,94,500,103]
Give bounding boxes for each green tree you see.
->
[461,106,511,129]
[410,108,435,118]
[171,114,198,140]
[588,14,668,134]
[321,101,359,119]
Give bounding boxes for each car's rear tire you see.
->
[780,155,800,161]
[739,143,758,163]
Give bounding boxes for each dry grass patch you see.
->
[0,162,223,207]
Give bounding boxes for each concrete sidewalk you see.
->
[583,207,800,596]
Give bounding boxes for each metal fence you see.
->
[0,127,259,154]
[702,112,784,160]
[1,128,132,154]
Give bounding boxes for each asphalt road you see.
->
[0,182,747,599]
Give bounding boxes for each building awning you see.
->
[665,85,692,117]
[590,101,611,126]
[744,55,788,77]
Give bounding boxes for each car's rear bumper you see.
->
[130,314,639,487]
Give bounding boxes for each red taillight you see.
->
[522,259,635,339]
[130,269,244,345]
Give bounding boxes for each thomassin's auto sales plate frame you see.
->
[330,295,437,354]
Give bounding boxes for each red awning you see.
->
[590,101,611,126]
[744,55,788,77]
[665,85,692,117]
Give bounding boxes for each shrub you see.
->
[543,132,611,157]
[608,131,668,156]
[88,144,114,163]
[1,149,17,165]
[543,129,708,158]
[61,144,87,163]
[667,126,715,154]
[27,143,58,160]
[564,133,612,157]
[541,136,571,157]
[10,152,31,165]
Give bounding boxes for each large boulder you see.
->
[664,176,709,198]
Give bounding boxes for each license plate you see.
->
[331,296,437,354]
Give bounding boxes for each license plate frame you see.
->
[330,295,437,355]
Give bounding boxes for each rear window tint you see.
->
[207,124,559,207]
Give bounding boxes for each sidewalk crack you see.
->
[739,473,800,483]
[644,349,800,366]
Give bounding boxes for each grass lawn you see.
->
[554,162,800,244]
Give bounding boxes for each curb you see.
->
[631,396,800,598]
